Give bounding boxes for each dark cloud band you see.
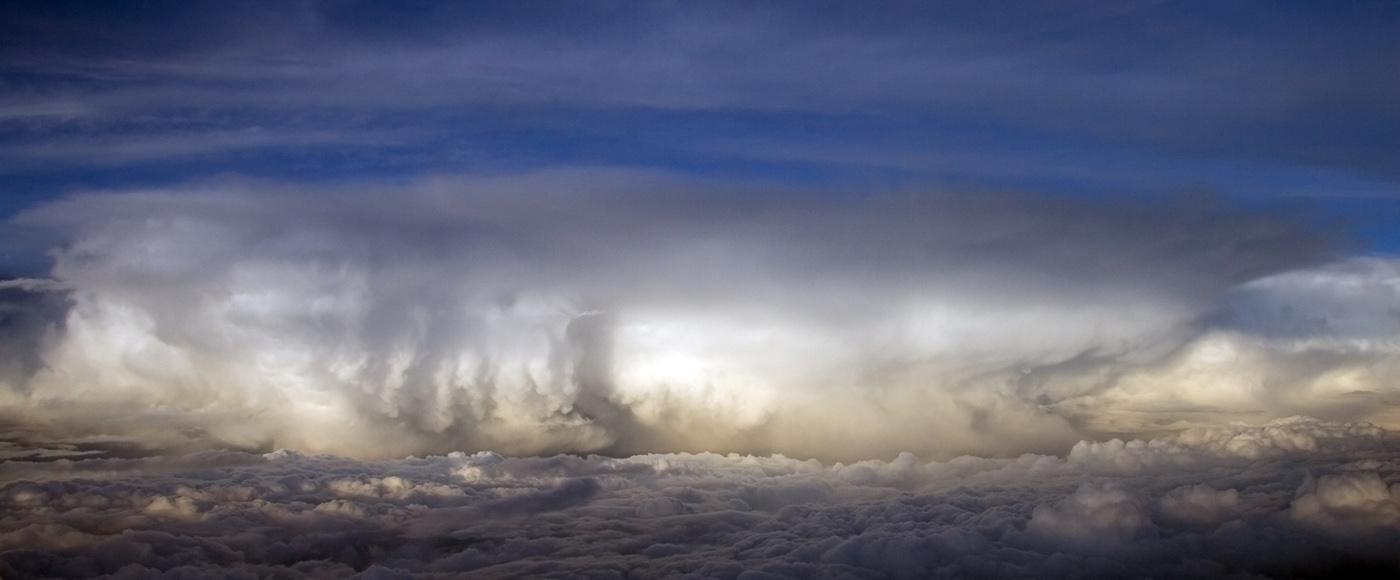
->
[1,418,1397,579]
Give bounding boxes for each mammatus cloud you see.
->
[5,172,1399,461]
[1,417,1398,579]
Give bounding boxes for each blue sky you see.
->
[2,0,1398,270]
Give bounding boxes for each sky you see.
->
[2,1,1399,236]
[3,1,1400,578]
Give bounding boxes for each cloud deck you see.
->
[2,417,1397,579]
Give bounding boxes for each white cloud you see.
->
[0,172,1387,461]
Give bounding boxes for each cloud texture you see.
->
[2,417,1398,579]
[5,173,1400,461]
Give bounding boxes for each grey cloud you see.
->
[478,477,600,517]
[1,418,1399,579]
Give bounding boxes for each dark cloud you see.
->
[2,418,1399,579]
[476,477,600,517]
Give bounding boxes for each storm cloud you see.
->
[4,172,1393,462]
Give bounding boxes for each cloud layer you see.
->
[5,173,1399,461]
[2,417,1398,579]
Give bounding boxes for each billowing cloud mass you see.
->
[5,172,1400,463]
[2,417,1399,579]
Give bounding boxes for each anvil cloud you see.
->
[6,172,1398,462]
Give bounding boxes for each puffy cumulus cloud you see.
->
[0,172,1352,460]
[0,417,1397,579]
[1026,483,1152,550]
[1157,484,1248,529]
[1290,472,1400,531]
